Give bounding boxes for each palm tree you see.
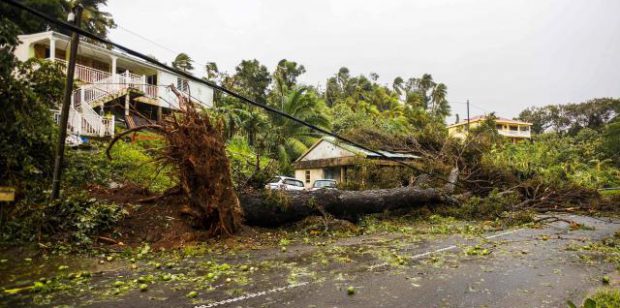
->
[61,0,116,38]
[430,83,447,113]
[212,101,252,140]
[418,74,435,109]
[392,77,404,97]
[205,62,219,81]
[268,88,331,171]
[172,53,194,72]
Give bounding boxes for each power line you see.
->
[115,25,214,72]
[4,0,459,187]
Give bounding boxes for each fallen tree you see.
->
[106,89,463,233]
[239,186,458,227]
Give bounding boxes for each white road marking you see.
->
[193,281,309,308]
[194,229,522,307]
[371,229,521,269]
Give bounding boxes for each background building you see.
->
[447,115,532,143]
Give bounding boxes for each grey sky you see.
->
[106,0,620,122]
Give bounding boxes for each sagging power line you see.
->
[3,0,459,187]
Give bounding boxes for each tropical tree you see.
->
[274,59,305,89]
[430,83,450,119]
[172,53,194,72]
[272,59,306,109]
[233,59,271,104]
[205,62,219,81]
[0,0,116,38]
[0,18,65,190]
[267,88,331,172]
[418,73,435,109]
[392,76,404,97]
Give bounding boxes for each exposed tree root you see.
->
[107,86,242,236]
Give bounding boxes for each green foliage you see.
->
[483,132,619,189]
[1,192,126,245]
[171,53,194,72]
[589,289,620,308]
[518,98,619,134]
[457,189,519,219]
[0,0,116,39]
[226,136,274,188]
[601,116,620,166]
[0,18,64,196]
[339,158,415,190]
[62,140,174,193]
[103,140,175,193]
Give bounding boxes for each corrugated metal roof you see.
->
[321,136,420,159]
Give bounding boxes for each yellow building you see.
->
[447,115,533,143]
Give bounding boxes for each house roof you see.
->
[18,31,163,72]
[446,115,532,128]
[295,136,420,162]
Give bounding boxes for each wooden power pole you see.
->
[466,99,470,132]
[50,5,83,200]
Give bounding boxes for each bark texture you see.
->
[240,187,457,227]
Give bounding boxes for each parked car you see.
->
[310,179,338,191]
[265,176,305,191]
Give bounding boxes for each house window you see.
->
[323,167,339,180]
[509,125,518,131]
[176,77,189,92]
[521,126,530,131]
[496,124,503,130]
[305,170,311,184]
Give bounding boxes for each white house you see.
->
[14,31,214,137]
[293,137,419,188]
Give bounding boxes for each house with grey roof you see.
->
[292,137,419,188]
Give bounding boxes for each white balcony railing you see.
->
[498,130,531,138]
[54,58,111,84]
[52,58,158,99]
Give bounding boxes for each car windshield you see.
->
[268,177,281,184]
[284,179,304,187]
[313,180,335,188]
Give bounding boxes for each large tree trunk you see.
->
[240,186,456,227]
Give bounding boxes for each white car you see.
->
[310,179,338,191]
[265,176,305,191]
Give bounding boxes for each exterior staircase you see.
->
[52,68,159,138]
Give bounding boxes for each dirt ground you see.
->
[1,213,619,307]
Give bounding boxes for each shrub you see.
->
[63,140,176,193]
[457,189,519,219]
[1,192,126,245]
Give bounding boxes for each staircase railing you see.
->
[55,58,111,84]
[54,66,162,137]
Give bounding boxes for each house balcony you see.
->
[498,129,531,139]
[52,58,158,100]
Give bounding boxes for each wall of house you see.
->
[448,121,531,139]
[14,37,33,62]
[158,70,213,109]
[294,168,325,189]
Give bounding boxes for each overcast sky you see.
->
[106,0,620,122]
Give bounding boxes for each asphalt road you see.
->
[192,214,619,308]
[3,214,619,307]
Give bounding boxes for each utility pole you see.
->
[466,99,470,132]
[50,5,83,200]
